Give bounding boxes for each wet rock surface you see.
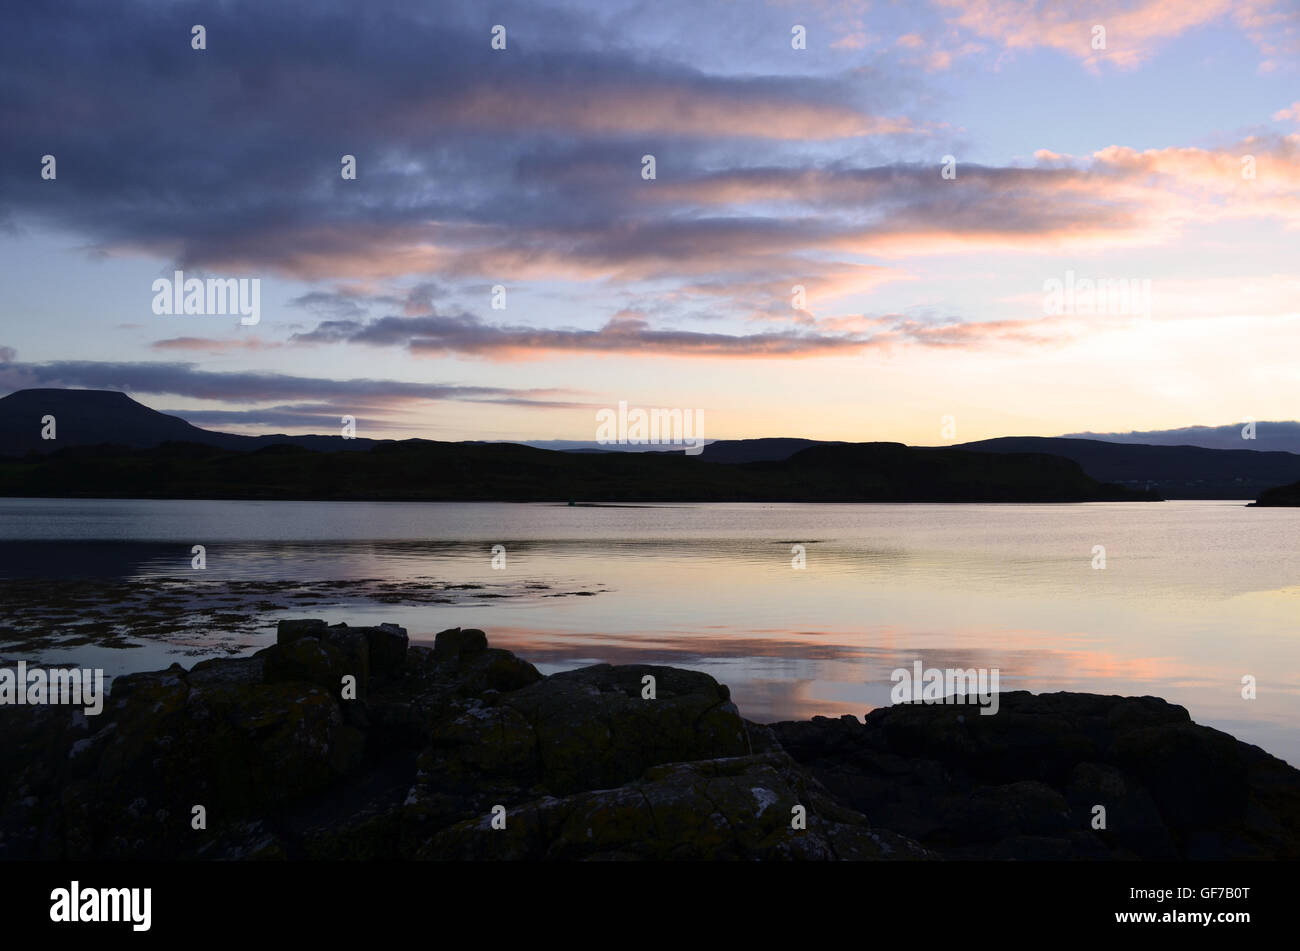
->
[1,624,1296,860]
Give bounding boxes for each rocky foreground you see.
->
[2,621,1297,860]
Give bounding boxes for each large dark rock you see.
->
[770,691,1300,860]
[362,623,408,678]
[63,673,360,859]
[421,752,933,861]
[434,627,488,660]
[364,642,543,746]
[4,623,1296,862]
[276,618,327,645]
[425,663,753,796]
[262,637,352,699]
[188,655,265,687]
[321,624,371,697]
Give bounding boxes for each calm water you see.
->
[2,498,1297,764]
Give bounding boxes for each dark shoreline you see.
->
[0,439,1160,503]
[1249,478,1300,506]
[3,621,1296,861]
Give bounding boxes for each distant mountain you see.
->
[954,436,1300,499]
[687,434,1300,499]
[0,439,1152,503]
[1062,422,1300,453]
[0,389,377,455]
[0,388,223,452]
[760,442,1151,503]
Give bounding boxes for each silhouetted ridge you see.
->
[955,436,1300,499]
[0,437,1154,502]
[0,388,376,455]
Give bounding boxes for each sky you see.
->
[1,0,1297,446]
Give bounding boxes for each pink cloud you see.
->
[932,0,1290,71]
[1275,101,1300,122]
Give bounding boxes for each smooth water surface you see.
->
[2,498,1296,763]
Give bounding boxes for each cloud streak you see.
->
[0,359,582,407]
[284,308,1081,360]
